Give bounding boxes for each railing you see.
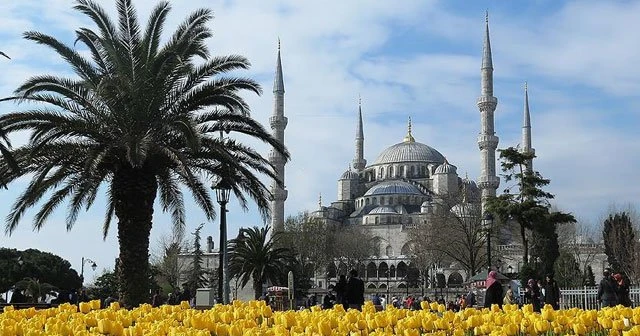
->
[519,286,640,310]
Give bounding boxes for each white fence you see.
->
[524,286,640,310]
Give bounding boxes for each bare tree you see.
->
[280,212,334,278]
[151,231,189,293]
[408,194,493,279]
[333,225,375,270]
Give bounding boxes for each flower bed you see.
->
[0,299,636,335]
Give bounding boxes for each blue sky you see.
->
[1,0,639,284]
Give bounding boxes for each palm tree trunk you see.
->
[113,164,157,308]
[253,276,262,300]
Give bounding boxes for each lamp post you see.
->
[80,257,97,285]
[384,270,390,298]
[483,213,494,272]
[214,175,232,304]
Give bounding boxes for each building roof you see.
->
[364,180,424,196]
[368,206,397,215]
[373,141,446,166]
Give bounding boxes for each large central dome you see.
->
[373,141,446,165]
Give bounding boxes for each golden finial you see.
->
[485,10,489,23]
[403,116,415,143]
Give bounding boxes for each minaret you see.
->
[477,12,500,210]
[521,82,535,172]
[269,40,288,232]
[352,97,366,171]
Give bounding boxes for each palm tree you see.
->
[228,226,294,299]
[0,51,18,181]
[14,277,57,303]
[0,0,287,307]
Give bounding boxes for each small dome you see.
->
[435,159,457,175]
[369,206,397,215]
[340,169,359,180]
[364,180,424,196]
[421,201,432,207]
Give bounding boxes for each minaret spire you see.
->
[521,82,535,172]
[273,38,285,94]
[477,12,500,211]
[269,40,288,232]
[352,96,367,171]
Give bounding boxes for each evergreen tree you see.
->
[186,224,207,296]
[530,220,560,276]
[603,212,637,280]
[554,251,582,287]
[584,265,596,286]
[486,147,576,266]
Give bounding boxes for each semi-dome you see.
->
[373,141,446,165]
[434,159,457,175]
[364,180,424,196]
[369,206,397,215]
[340,169,359,180]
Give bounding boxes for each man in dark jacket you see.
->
[597,269,618,308]
[543,274,561,310]
[345,269,365,310]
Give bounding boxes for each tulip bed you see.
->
[0,299,638,335]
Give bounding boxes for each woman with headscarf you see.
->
[524,279,542,312]
[614,273,631,307]
[483,271,503,308]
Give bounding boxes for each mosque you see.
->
[263,15,607,293]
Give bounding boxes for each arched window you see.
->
[379,262,389,278]
[389,265,396,278]
[367,283,377,289]
[397,283,407,289]
[367,262,377,279]
[401,242,413,256]
[399,166,405,176]
[389,166,394,177]
[380,167,384,178]
[373,197,377,205]
[385,245,393,256]
[410,166,415,177]
[375,217,379,225]
[447,272,464,287]
[397,262,407,278]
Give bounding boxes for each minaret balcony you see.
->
[269,116,288,129]
[477,176,500,190]
[476,96,497,112]
[477,135,499,150]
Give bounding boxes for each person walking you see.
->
[483,271,503,308]
[614,273,631,307]
[597,269,618,308]
[543,274,561,310]
[524,279,542,312]
[334,275,347,306]
[344,269,365,310]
